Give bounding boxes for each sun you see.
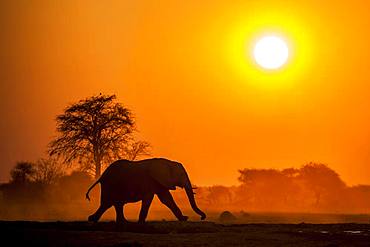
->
[253,36,289,70]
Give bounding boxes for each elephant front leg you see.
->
[114,203,128,224]
[138,194,154,223]
[157,190,188,222]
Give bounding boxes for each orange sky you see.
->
[2,0,370,186]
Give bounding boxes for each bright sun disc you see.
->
[253,36,289,70]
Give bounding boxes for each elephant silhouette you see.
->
[86,158,206,223]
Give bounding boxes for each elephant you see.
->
[85,158,206,223]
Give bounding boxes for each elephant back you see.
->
[100,159,132,182]
[138,158,181,190]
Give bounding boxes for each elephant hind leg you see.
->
[138,194,154,223]
[114,203,127,223]
[88,203,112,223]
[157,190,188,221]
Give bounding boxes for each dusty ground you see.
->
[1,221,370,246]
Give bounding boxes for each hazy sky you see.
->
[2,0,370,186]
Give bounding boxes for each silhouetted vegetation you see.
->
[48,94,150,179]
[2,94,370,222]
[10,162,36,184]
[0,160,94,220]
[3,160,370,221]
[190,162,368,214]
[172,163,370,216]
[233,163,350,212]
[0,94,154,220]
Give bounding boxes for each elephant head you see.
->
[142,158,206,220]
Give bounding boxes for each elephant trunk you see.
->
[184,178,206,220]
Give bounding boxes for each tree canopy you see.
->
[48,94,150,178]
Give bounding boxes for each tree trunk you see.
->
[94,156,101,179]
[93,142,102,179]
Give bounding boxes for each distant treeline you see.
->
[1,161,370,220]
[192,162,370,213]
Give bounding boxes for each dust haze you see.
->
[1,162,370,223]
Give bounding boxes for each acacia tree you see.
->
[48,94,150,179]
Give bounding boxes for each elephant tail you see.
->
[86,179,100,201]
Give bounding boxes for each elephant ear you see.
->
[144,159,180,190]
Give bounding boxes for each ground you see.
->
[2,221,370,246]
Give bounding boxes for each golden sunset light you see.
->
[3,1,370,245]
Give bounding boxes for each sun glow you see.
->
[253,36,289,70]
[224,10,313,90]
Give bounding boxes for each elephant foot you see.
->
[138,219,147,224]
[88,214,99,223]
[178,215,188,222]
[116,218,130,224]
